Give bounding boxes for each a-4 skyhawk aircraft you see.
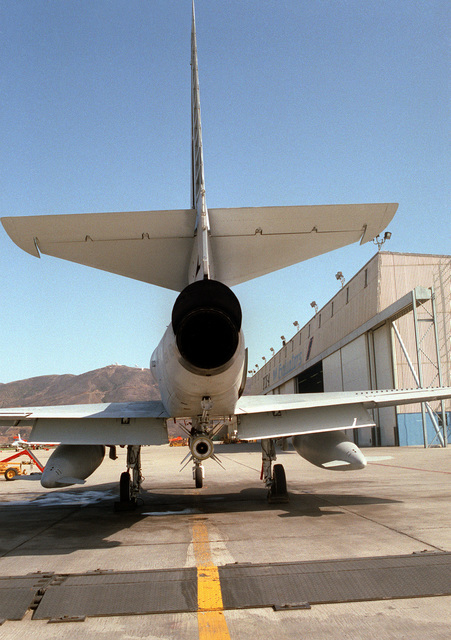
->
[1,4,450,506]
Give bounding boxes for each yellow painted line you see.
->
[192,518,231,640]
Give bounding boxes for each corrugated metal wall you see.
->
[249,252,450,446]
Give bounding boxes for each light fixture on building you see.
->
[310,301,318,314]
[255,364,259,370]
[372,231,392,251]
[335,271,346,287]
[270,347,275,355]
[248,369,254,375]
[293,320,300,331]
[262,356,266,363]
[281,336,286,346]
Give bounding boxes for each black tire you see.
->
[272,464,287,495]
[195,466,203,488]
[119,471,131,502]
[5,468,17,481]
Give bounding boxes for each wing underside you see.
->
[235,387,451,440]
[0,401,169,446]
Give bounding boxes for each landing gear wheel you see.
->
[115,470,138,512]
[115,470,137,511]
[195,466,203,488]
[119,471,131,502]
[272,464,287,494]
[5,468,17,481]
[268,464,289,503]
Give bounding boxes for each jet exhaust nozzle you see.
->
[190,435,214,461]
[172,280,242,370]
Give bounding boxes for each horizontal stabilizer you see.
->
[1,210,196,292]
[1,203,397,291]
[209,203,397,286]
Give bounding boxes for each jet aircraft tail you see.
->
[1,5,397,291]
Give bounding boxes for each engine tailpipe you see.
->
[172,280,242,371]
[293,430,367,471]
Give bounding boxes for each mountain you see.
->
[0,365,160,445]
[0,365,160,408]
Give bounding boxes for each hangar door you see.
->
[371,324,396,446]
[323,335,374,446]
[296,360,324,393]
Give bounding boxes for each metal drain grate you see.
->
[33,568,198,620]
[0,573,54,621]
[218,552,451,609]
[1,553,449,621]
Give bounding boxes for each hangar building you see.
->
[247,252,450,447]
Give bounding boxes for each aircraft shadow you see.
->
[5,473,42,482]
[0,481,400,557]
[139,486,400,519]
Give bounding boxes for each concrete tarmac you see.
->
[0,442,450,639]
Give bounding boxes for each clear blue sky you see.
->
[1,0,449,384]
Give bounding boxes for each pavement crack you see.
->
[0,506,85,557]
[314,494,446,552]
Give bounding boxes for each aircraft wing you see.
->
[235,387,451,440]
[1,387,448,445]
[0,401,169,446]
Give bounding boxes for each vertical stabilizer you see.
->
[189,1,214,283]
[191,1,205,214]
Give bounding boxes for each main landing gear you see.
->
[115,445,143,511]
[261,438,289,503]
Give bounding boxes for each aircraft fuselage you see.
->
[151,279,247,417]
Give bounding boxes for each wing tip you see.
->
[359,203,399,245]
[1,216,41,257]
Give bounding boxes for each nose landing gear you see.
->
[193,462,205,488]
[179,397,225,489]
[181,432,221,489]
